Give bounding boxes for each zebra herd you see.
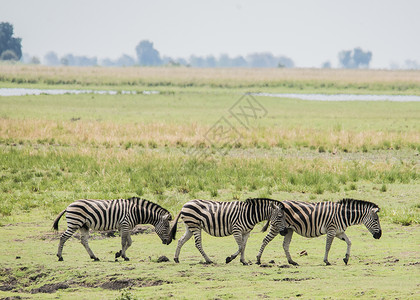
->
[53,196,382,266]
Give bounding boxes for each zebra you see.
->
[256,198,381,266]
[170,198,288,265]
[53,197,172,261]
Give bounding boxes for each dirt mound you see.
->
[30,282,69,294]
[100,278,169,290]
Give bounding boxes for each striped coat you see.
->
[170,198,287,265]
[53,197,172,261]
[257,199,381,265]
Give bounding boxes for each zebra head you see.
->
[270,202,288,236]
[363,207,382,239]
[155,213,172,245]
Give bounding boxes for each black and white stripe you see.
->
[257,198,382,265]
[53,197,172,261]
[170,198,287,265]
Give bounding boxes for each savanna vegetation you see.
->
[0,65,419,299]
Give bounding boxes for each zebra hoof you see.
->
[241,261,248,266]
[58,257,63,261]
[288,261,299,266]
[174,258,179,263]
[343,258,349,265]
[93,257,100,262]
[226,256,233,264]
[124,257,130,261]
[115,251,122,259]
[324,261,331,266]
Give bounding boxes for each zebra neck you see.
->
[136,205,160,226]
[342,204,368,227]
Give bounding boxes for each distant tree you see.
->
[175,57,188,66]
[338,47,372,68]
[60,54,97,66]
[205,55,217,68]
[0,50,18,61]
[277,56,294,68]
[60,56,69,66]
[403,59,420,70]
[116,54,135,66]
[0,22,22,60]
[230,56,247,67]
[135,40,162,66]
[218,54,232,67]
[20,53,31,64]
[246,53,294,68]
[247,52,276,67]
[189,55,205,67]
[44,51,60,66]
[30,56,40,65]
[322,61,331,68]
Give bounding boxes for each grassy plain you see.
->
[0,65,419,299]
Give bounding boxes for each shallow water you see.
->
[0,88,159,96]
[253,93,420,102]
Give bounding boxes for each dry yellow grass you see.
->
[1,119,418,152]
[1,64,420,89]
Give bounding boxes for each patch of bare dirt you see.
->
[100,278,170,290]
[273,277,313,282]
[30,283,69,294]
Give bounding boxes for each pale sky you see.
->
[1,0,420,68]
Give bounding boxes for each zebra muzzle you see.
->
[373,230,382,239]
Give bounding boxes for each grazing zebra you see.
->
[256,198,381,266]
[53,197,172,261]
[170,198,287,265]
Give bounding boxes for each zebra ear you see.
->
[163,214,172,221]
[372,207,380,213]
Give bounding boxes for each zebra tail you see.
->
[169,211,182,240]
[53,210,66,231]
[262,220,270,232]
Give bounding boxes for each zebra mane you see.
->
[338,198,379,209]
[245,198,281,205]
[127,197,172,217]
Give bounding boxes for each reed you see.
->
[1,64,420,93]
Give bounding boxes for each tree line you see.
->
[2,22,418,69]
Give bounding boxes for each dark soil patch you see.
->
[100,278,170,290]
[274,277,312,282]
[30,282,69,294]
[278,264,292,268]
[404,261,420,266]
[157,256,170,263]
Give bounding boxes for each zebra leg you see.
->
[239,232,250,265]
[117,228,131,261]
[56,227,77,261]
[336,232,352,265]
[256,228,279,264]
[283,229,299,266]
[226,231,243,264]
[80,227,99,261]
[324,230,336,265]
[174,225,193,263]
[192,228,213,264]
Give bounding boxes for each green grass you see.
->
[0,213,419,299]
[0,66,419,298]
